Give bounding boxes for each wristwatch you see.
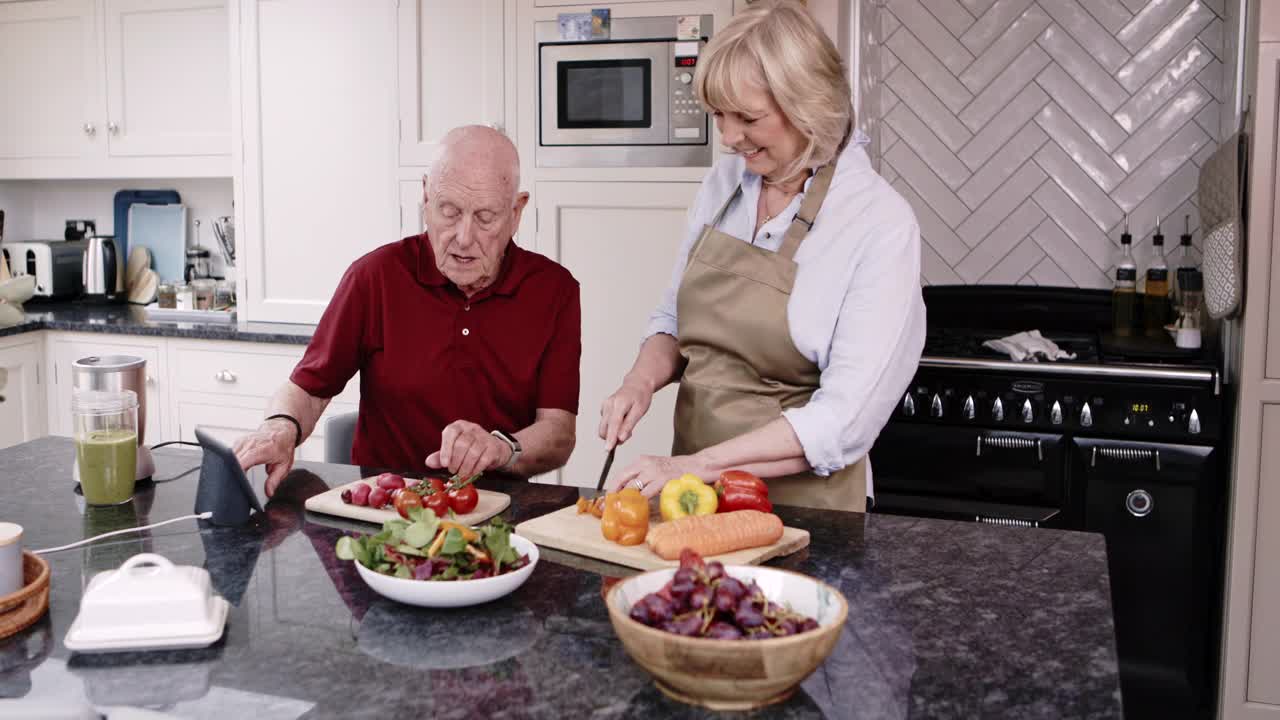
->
[490,429,521,471]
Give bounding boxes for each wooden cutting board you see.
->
[515,504,809,571]
[304,478,510,526]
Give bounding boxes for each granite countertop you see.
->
[0,438,1123,719]
[0,301,314,344]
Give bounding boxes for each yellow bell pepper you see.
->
[601,488,649,546]
[659,473,718,521]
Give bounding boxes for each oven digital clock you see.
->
[1129,402,1152,414]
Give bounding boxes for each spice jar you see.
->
[192,279,215,310]
[214,280,235,310]
[156,283,176,309]
[175,283,194,311]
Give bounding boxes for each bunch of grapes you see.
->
[627,549,819,640]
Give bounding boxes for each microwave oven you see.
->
[536,14,714,168]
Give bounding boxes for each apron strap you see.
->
[777,162,836,261]
[686,184,743,268]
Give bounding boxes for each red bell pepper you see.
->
[714,470,772,513]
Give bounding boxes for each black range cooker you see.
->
[868,286,1228,720]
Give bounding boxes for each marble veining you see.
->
[0,302,313,344]
[0,437,1123,718]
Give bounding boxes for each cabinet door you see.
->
[0,343,46,449]
[1262,43,1280,380]
[49,336,167,444]
[397,0,505,167]
[237,0,399,323]
[1250,404,1280,705]
[531,181,699,486]
[177,400,357,463]
[102,0,231,157]
[400,179,425,238]
[0,0,102,161]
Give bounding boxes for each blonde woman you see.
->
[600,0,925,512]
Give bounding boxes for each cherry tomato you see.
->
[447,484,479,515]
[424,491,451,519]
[394,489,424,519]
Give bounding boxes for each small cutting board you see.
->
[304,478,510,526]
[515,504,809,571]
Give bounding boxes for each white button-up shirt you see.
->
[646,135,927,489]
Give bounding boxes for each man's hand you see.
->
[425,420,512,480]
[233,418,297,497]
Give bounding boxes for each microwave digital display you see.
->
[557,59,653,129]
[675,56,697,67]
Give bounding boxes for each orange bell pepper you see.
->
[600,488,649,546]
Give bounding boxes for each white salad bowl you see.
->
[353,533,539,608]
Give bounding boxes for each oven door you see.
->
[1072,437,1221,717]
[540,41,669,146]
[869,423,1068,526]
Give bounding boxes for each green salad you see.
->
[335,507,528,581]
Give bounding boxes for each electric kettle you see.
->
[82,235,119,301]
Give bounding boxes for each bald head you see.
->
[429,125,521,202]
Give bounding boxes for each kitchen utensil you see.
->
[127,269,159,305]
[0,551,50,641]
[4,240,88,298]
[212,215,235,264]
[72,389,139,506]
[81,235,120,301]
[64,553,228,652]
[304,480,510,526]
[113,189,180,264]
[514,504,809,571]
[596,447,616,492]
[72,355,154,482]
[605,564,847,710]
[127,203,186,284]
[353,534,538,609]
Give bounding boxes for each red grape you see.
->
[713,587,737,613]
[645,595,675,623]
[705,621,743,640]
[718,577,747,600]
[706,561,725,582]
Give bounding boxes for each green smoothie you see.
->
[77,429,137,505]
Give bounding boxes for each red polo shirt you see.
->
[290,234,581,472]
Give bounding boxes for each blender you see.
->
[71,355,155,483]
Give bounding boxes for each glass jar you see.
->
[73,390,138,506]
[175,283,194,311]
[192,278,216,310]
[214,280,235,310]
[156,283,177,309]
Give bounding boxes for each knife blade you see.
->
[595,447,616,492]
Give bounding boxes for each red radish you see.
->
[368,487,389,508]
[375,473,406,490]
[350,483,372,507]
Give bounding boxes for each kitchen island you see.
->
[0,438,1122,719]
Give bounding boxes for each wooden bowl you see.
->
[605,565,848,711]
[0,551,51,640]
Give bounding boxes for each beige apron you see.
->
[672,162,867,512]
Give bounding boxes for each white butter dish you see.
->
[65,553,228,653]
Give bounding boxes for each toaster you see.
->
[1,240,87,298]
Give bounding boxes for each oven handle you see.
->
[1091,446,1161,472]
[976,434,1043,462]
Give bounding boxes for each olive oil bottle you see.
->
[1144,217,1171,337]
[1113,216,1137,337]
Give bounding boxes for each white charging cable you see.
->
[33,512,213,555]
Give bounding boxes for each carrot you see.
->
[645,510,784,560]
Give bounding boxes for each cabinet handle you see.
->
[83,123,96,136]
[107,122,119,135]
[215,370,237,383]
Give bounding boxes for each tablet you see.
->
[194,428,264,526]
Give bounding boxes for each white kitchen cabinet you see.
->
[397,0,511,168]
[102,0,231,158]
[529,180,698,486]
[45,333,169,444]
[232,0,399,323]
[399,179,424,238]
[0,0,101,163]
[0,0,230,178]
[0,336,47,450]
[175,399,357,463]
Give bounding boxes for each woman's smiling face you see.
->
[711,83,806,182]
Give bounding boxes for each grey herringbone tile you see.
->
[886,65,974,151]
[1112,84,1212,171]
[887,28,972,112]
[893,179,971,261]
[1029,218,1111,287]
[958,122,1049,209]
[1116,1,1214,92]
[1117,0,1188,53]
[1035,64,1128,151]
[1078,0,1134,34]
[893,0,974,70]
[1028,255,1074,286]
[959,82,1048,170]
[958,44,1050,132]
[886,141,971,228]
[886,104,971,189]
[1035,102,1128,191]
[957,161,1047,245]
[1033,141,1126,230]
[982,237,1047,283]
[956,199,1046,281]
[923,0,977,36]
[1112,41,1212,131]
[1037,24,1129,112]
[959,6,1051,93]
[1112,121,1211,211]
[1041,0,1130,73]
[961,0,1035,54]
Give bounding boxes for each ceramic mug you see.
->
[0,522,22,596]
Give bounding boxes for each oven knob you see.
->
[1050,401,1063,425]
[1021,398,1034,423]
[1080,402,1093,428]
[930,393,943,418]
[992,397,1004,422]
[901,393,915,417]
[962,395,975,420]
[1188,408,1201,435]
[678,72,693,84]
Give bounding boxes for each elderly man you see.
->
[235,125,580,496]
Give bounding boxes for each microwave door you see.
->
[540,41,670,146]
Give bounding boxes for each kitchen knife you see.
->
[595,447,616,493]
